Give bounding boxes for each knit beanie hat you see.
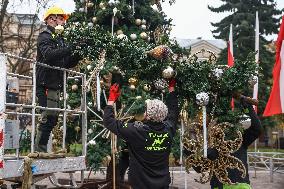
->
[145,99,168,122]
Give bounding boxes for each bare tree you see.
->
[0,0,52,75]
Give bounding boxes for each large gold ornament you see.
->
[128,77,138,90]
[147,45,172,60]
[183,120,246,185]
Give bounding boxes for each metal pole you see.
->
[0,54,7,179]
[31,62,37,153]
[62,71,67,149]
[270,157,273,182]
[81,75,88,156]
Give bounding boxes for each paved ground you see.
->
[32,169,284,189]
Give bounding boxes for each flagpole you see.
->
[228,24,235,110]
[253,11,260,153]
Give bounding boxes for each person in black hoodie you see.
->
[209,98,262,189]
[103,79,179,189]
[35,6,79,152]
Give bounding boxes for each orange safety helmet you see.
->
[43,6,69,21]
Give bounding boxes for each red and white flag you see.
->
[263,16,284,116]
[228,24,234,109]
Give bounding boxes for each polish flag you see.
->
[228,24,234,109]
[263,16,284,116]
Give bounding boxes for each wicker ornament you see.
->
[148,45,172,60]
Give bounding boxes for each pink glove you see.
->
[108,84,120,102]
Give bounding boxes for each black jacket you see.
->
[210,105,261,189]
[36,25,79,90]
[103,92,179,189]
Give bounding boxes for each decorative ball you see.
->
[116,29,124,35]
[136,96,142,100]
[128,77,138,90]
[72,84,78,91]
[140,32,148,39]
[196,92,209,106]
[249,75,258,86]
[154,79,168,90]
[143,84,151,92]
[89,140,96,145]
[75,126,81,132]
[117,34,128,40]
[141,24,147,30]
[88,128,93,134]
[92,17,98,23]
[130,33,137,40]
[128,5,132,10]
[141,19,147,25]
[108,0,116,5]
[80,0,85,3]
[135,19,142,26]
[240,115,251,129]
[99,2,106,9]
[79,7,85,12]
[88,101,93,106]
[147,45,173,60]
[87,65,92,70]
[213,68,223,80]
[162,66,175,79]
[87,2,94,7]
[88,22,94,27]
[55,25,64,34]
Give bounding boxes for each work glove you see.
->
[168,78,176,89]
[108,83,120,102]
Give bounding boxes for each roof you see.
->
[175,38,227,50]
[8,13,42,25]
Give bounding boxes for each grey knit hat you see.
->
[145,99,168,122]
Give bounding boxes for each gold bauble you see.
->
[87,2,94,7]
[92,16,98,23]
[135,19,142,26]
[147,45,172,60]
[128,77,138,90]
[75,126,81,132]
[71,84,78,91]
[140,32,148,40]
[143,84,151,92]
[116,29,124,35]
[99,2,106,9]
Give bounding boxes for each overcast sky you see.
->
[7,0,284,40]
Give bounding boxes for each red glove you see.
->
[108,84,120,102]
[169,78,176,88]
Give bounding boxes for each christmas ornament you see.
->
[75,126,81,132]
[116,29,124,35]
[196,92,209,106]
[92,17,98,23]
[135,19,142,26]
[55,25,64,34]
[143,84,151,92]
[147,45,172,60]
[87,65,92,70]
[89,140,96,145]
[117,34,128,40]
[87,2,94,7]
[88,101,93,106]
[154,79,167,90]
[79,7,85,12]
[162,66,175,79]
[80,0,85,3]
[141,19,146,25]
[88,128,93,134]
[140,32,148,39]
[88,22,94,27]
[108,0,116,5]
[72,84,78,91]
[213,68,223,80]
[141,24,147,30]
[128,77,138,90]
[248,75,258,87]
[130,33,137,40]
[99,2,106,9]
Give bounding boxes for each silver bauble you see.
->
[141,19,147,25]
[135,19,142,26]
[72,84,78,91]
[140,32,148,39]
[154,79,168,90]
[130,33,137,40]
[116,29,124,35]
[249,75,258,86]
[92,17,98,23]
[162,66,175,79]
[196,92,209,106]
